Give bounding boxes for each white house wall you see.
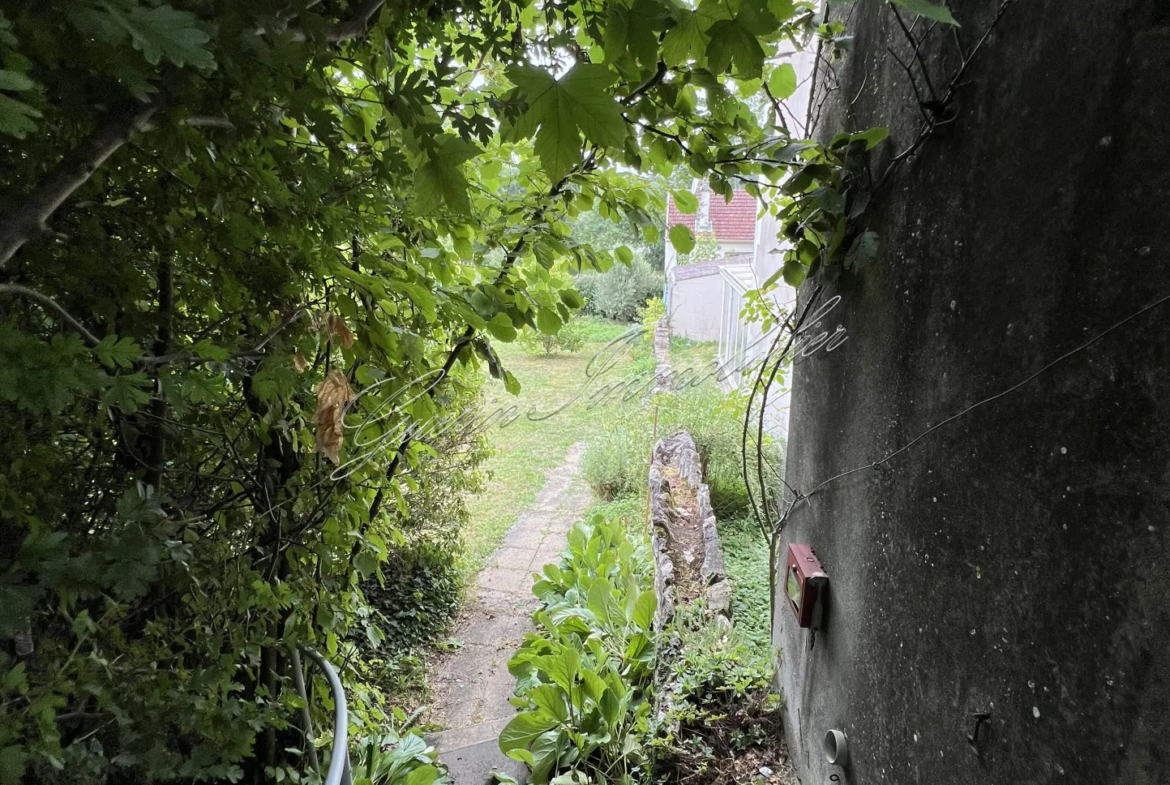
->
[668,273,723,342]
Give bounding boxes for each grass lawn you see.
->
[460,319,751,630]
[461,317,643,574]
[719,516,774,656]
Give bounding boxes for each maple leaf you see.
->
[506,63,628,181]
[413,134,480,215]
[314,370,356,465]
[293,350,308,373]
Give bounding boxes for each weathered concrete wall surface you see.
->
[776,2,1170,783]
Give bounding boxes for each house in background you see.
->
[665,48,817,434]
[663,185,757,342]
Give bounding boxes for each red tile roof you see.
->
[667,187,757,241]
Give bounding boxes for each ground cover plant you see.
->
[649,604,783,785]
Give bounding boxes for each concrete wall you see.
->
[669,272,723,341]
[776,2,1170,784]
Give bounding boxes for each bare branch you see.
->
[0,100,160,269]
[0,283,102,346]
[762,82,791,134]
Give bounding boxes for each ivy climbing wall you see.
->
[776,2,1170,783]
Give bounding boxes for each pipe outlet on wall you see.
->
[824,729,849,767]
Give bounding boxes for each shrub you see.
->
[518,318,587,356]
[363,542,463,653]
[575,259,664,322]
[637,296,666,328]
[361,386,489,654]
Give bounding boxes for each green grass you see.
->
[461,322,642,575]
[719,517,773,656]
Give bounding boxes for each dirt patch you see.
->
[656,466,705,603]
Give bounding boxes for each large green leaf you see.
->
[631,589,656,630]
[671,190,699,214]
[603,0,661,68]
[536,309,563,336]
[105,2,216,70]
[705,19,767,80]
[704,0,778,79]
[529,684,570,722]
[507,64,628,180]
[767,63,797,100]
[537,646,580,695]
[0,69,40,138]
[403,765,441,785]
[414,135,479,214]
[662,10,707,66]
[844,230,879,270]
[486,313,518,342]
[500,710,559,752]
[668,223,696,254]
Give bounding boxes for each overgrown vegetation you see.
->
[518,318,587,357]
[505,325,785,784]
[500,514,656,785]
[719,518,773,655]
[583,384,779,519]
[650,604,782,785]
[0,0,965,778]
[350,727,447,785]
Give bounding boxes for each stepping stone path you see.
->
[428,443,592,784]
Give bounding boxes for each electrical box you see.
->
[785,544,828,629]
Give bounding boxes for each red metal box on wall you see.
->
[785,543,828,629]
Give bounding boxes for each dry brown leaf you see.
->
[293,350,309,373]
[314,370,355,464]
[327,313,355,349]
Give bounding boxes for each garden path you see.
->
[427,442,591,784]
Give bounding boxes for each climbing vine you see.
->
[735,0,1021,630]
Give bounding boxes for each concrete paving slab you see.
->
[439,736,528,785]
[429,442,591,784]
[454,610,532,647]
[477,566,532,596]
[487,546,535,572]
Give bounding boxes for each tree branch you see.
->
[284,0,389,43]
[180,116,235,129]
[0,283,102,346]
[365,154,595,523]
[0,100,160,269]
